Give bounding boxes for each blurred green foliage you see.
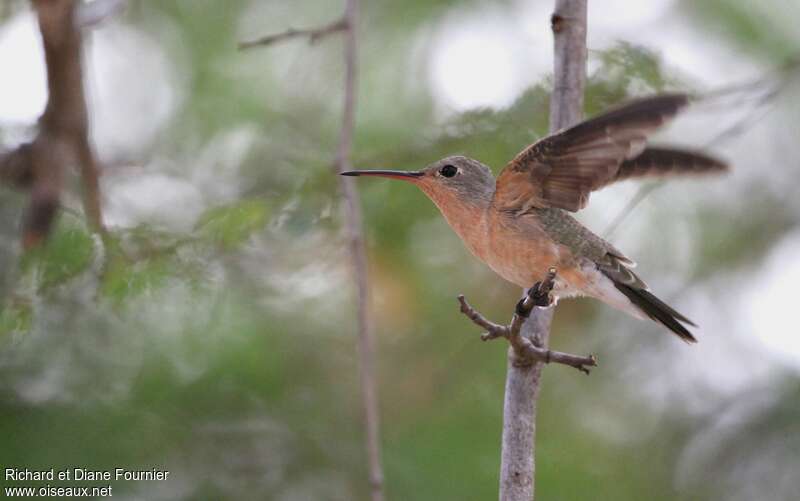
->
[21,219,94,289]
[196,199,271,250]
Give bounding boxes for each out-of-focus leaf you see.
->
[599,42,668,89]
[21,220,94,289]
[100,254,173,305]
[586,42,675,116]
[0,299,31,335]
[195,199,271,249]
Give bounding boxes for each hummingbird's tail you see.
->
[610,279,697,343]
[594,253,697,342]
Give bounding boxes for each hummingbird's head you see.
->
[341,155,495,209]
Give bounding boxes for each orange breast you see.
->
[424,186,587,291]
[425,192,492,263]
[484,210,578,289]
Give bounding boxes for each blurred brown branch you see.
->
[0,0,106,248]
[0,145,34,188]
[242,1,386,500]
[335,2,386,500]
[457,269,597,374]
[238,18,347,51]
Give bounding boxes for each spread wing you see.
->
[493,94,693,213]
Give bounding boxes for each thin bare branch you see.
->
[457,295,507,335]
[696,55,800,102]
[458,270,596,375]
[238,18,347,51]
[603,182,662,238]
[244,3,385,499]
[334,1,386,499]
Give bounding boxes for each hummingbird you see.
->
[343,94,727,342]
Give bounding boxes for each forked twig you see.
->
[457,268,597,374]
[238,18,348,51]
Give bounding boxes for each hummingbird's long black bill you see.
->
[341,169,424,181]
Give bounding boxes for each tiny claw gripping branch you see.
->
[458,268,596,374]
[531,267,557,307]
[516,267,558,317]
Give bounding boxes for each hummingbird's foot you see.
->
[457,268,596,373]
[525,267,558,310]
[529,281,553,308]
[514,297,532,318]
[457,291,597,374]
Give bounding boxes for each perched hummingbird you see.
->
[343,94,727,342]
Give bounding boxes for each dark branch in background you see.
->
[0,146,34,188]
[603,57,800,240]
[458,269,597,374]
[0,0,109,248]
[603,182,661,238]
[238,18,347,51]
[240,3,386,500]
[335,2,386,500]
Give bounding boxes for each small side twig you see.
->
[238,18,348,51]
[458,268,597,375]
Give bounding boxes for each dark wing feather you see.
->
[494,94,692,212]
[607,147,728,188]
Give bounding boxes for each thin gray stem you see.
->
[498,2,587,500]
[244,3,385,498]
[335,1,386,500]
[602,182,662,238]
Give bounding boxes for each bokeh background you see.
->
[1,0,799,499]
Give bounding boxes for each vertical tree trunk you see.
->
[498,2,587,500]
[549,0,588,131]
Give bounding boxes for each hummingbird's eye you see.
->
[439,164,458,178]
